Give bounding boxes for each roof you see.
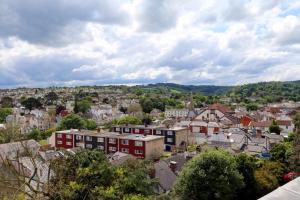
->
[259,176,300,200]
[154,161,177,192]
[277,120,292,126]
[120,134,164,142]
[249,121,272,127]
[208,103,232,113]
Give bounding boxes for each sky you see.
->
[0,0,300,88]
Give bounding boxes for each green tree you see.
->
[21,97,42,110]
[1,96,13,108]
[27,128,41,141]
[112,116,142,125]
[77,100,91,114]
[0,108,12,123]
[269,120,281,134]
[57,114,86,130]
[45,91,58,105]
[85,119,97,130]
[289,113,300,173]
[173,149,244,200]
[254,161,286,196]
[49,150,155,200]
[246,103,258,111]
[0,123,22,144]
[270,142,292,164]
[235,153,258,200]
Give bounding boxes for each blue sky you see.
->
[0,0,300,88]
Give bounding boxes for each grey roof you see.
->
[154,161,177,192]
[259,177,300,200]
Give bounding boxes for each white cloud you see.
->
[0,0,299,88]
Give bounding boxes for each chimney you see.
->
[97,128,101,133]
[169,161,177,173]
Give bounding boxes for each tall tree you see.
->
[45,91,58,105]
[269,120,281,134]
[57,114,86,130]
[21,98,42,110]
[1,96,13,108]
[289,113,300,173]
[0,108,12,123]
[173,150,244,200]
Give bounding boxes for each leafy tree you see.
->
[173,149,244,200]
[246,103,258,111]
[269,120,281,134]
[289,113,300,173]
[26,128,41,141]
[119,106,128,114]
[57,114,86,130]
[0,123,22,144]
[127,103,143,116]
[77,100,91,114]
[85,119,97,130]
[142,114,152,125]
[45,91,58,105]
[0,108,12,123]
[112,116,142,125]
[21,97,42,110]
[73,95,79,114]
[270,142,292,164]
[41,128,56,139]
[1,96,13,108]
[49,150,155,199]
[235,153,258,200]
[254,161,286,196]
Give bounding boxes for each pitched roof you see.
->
[208,103,232,113]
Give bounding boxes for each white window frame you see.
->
[57,141,62,144]
[66,134,72,139]
[125,128,130,132]
[134,129,139,134]
[167,131,173,136]
[86,144,93,149]
[121,148,129,153]
[86,136,92,142]
[122,139,129,145]
[66,141,72,146]
[109,146,117,151]
[76,135,82,140]
[167,138,173,143]
[97,137,104,143]
[144,129,150,134]
[57,133,62,138]
[115,127,120,131]
[135,150,143,155]
[109,138,116,144]
[135,141,143,147]
[156,130,161,135]
[97,145,104,150]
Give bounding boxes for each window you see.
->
[134,129,139,134]
[109,147,117,151]
[66,134,72,139]
[57,141,62,144]
[156,130,161,135]
[135,150,143,155]
[86,144,93,149]
[167,138,173,143]
[76,135,82,140]
[167,131,173,136]
[97,145,104,150]
[57,133,62,138]
[121,148,129,153]
[66,141,72,146]
[135,141,143,147]
[109,138,116,144]
[86,136,92,141]
[122,139,129,145]
[115,127,120,131]
[97,137,104,143]
[144,129,150,134]
[125,128,130,132]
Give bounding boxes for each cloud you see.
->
[0,0,300,88]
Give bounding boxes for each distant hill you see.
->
[141,83,232,95]
[140,80,300,102]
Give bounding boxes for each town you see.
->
[0,84,300,199]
